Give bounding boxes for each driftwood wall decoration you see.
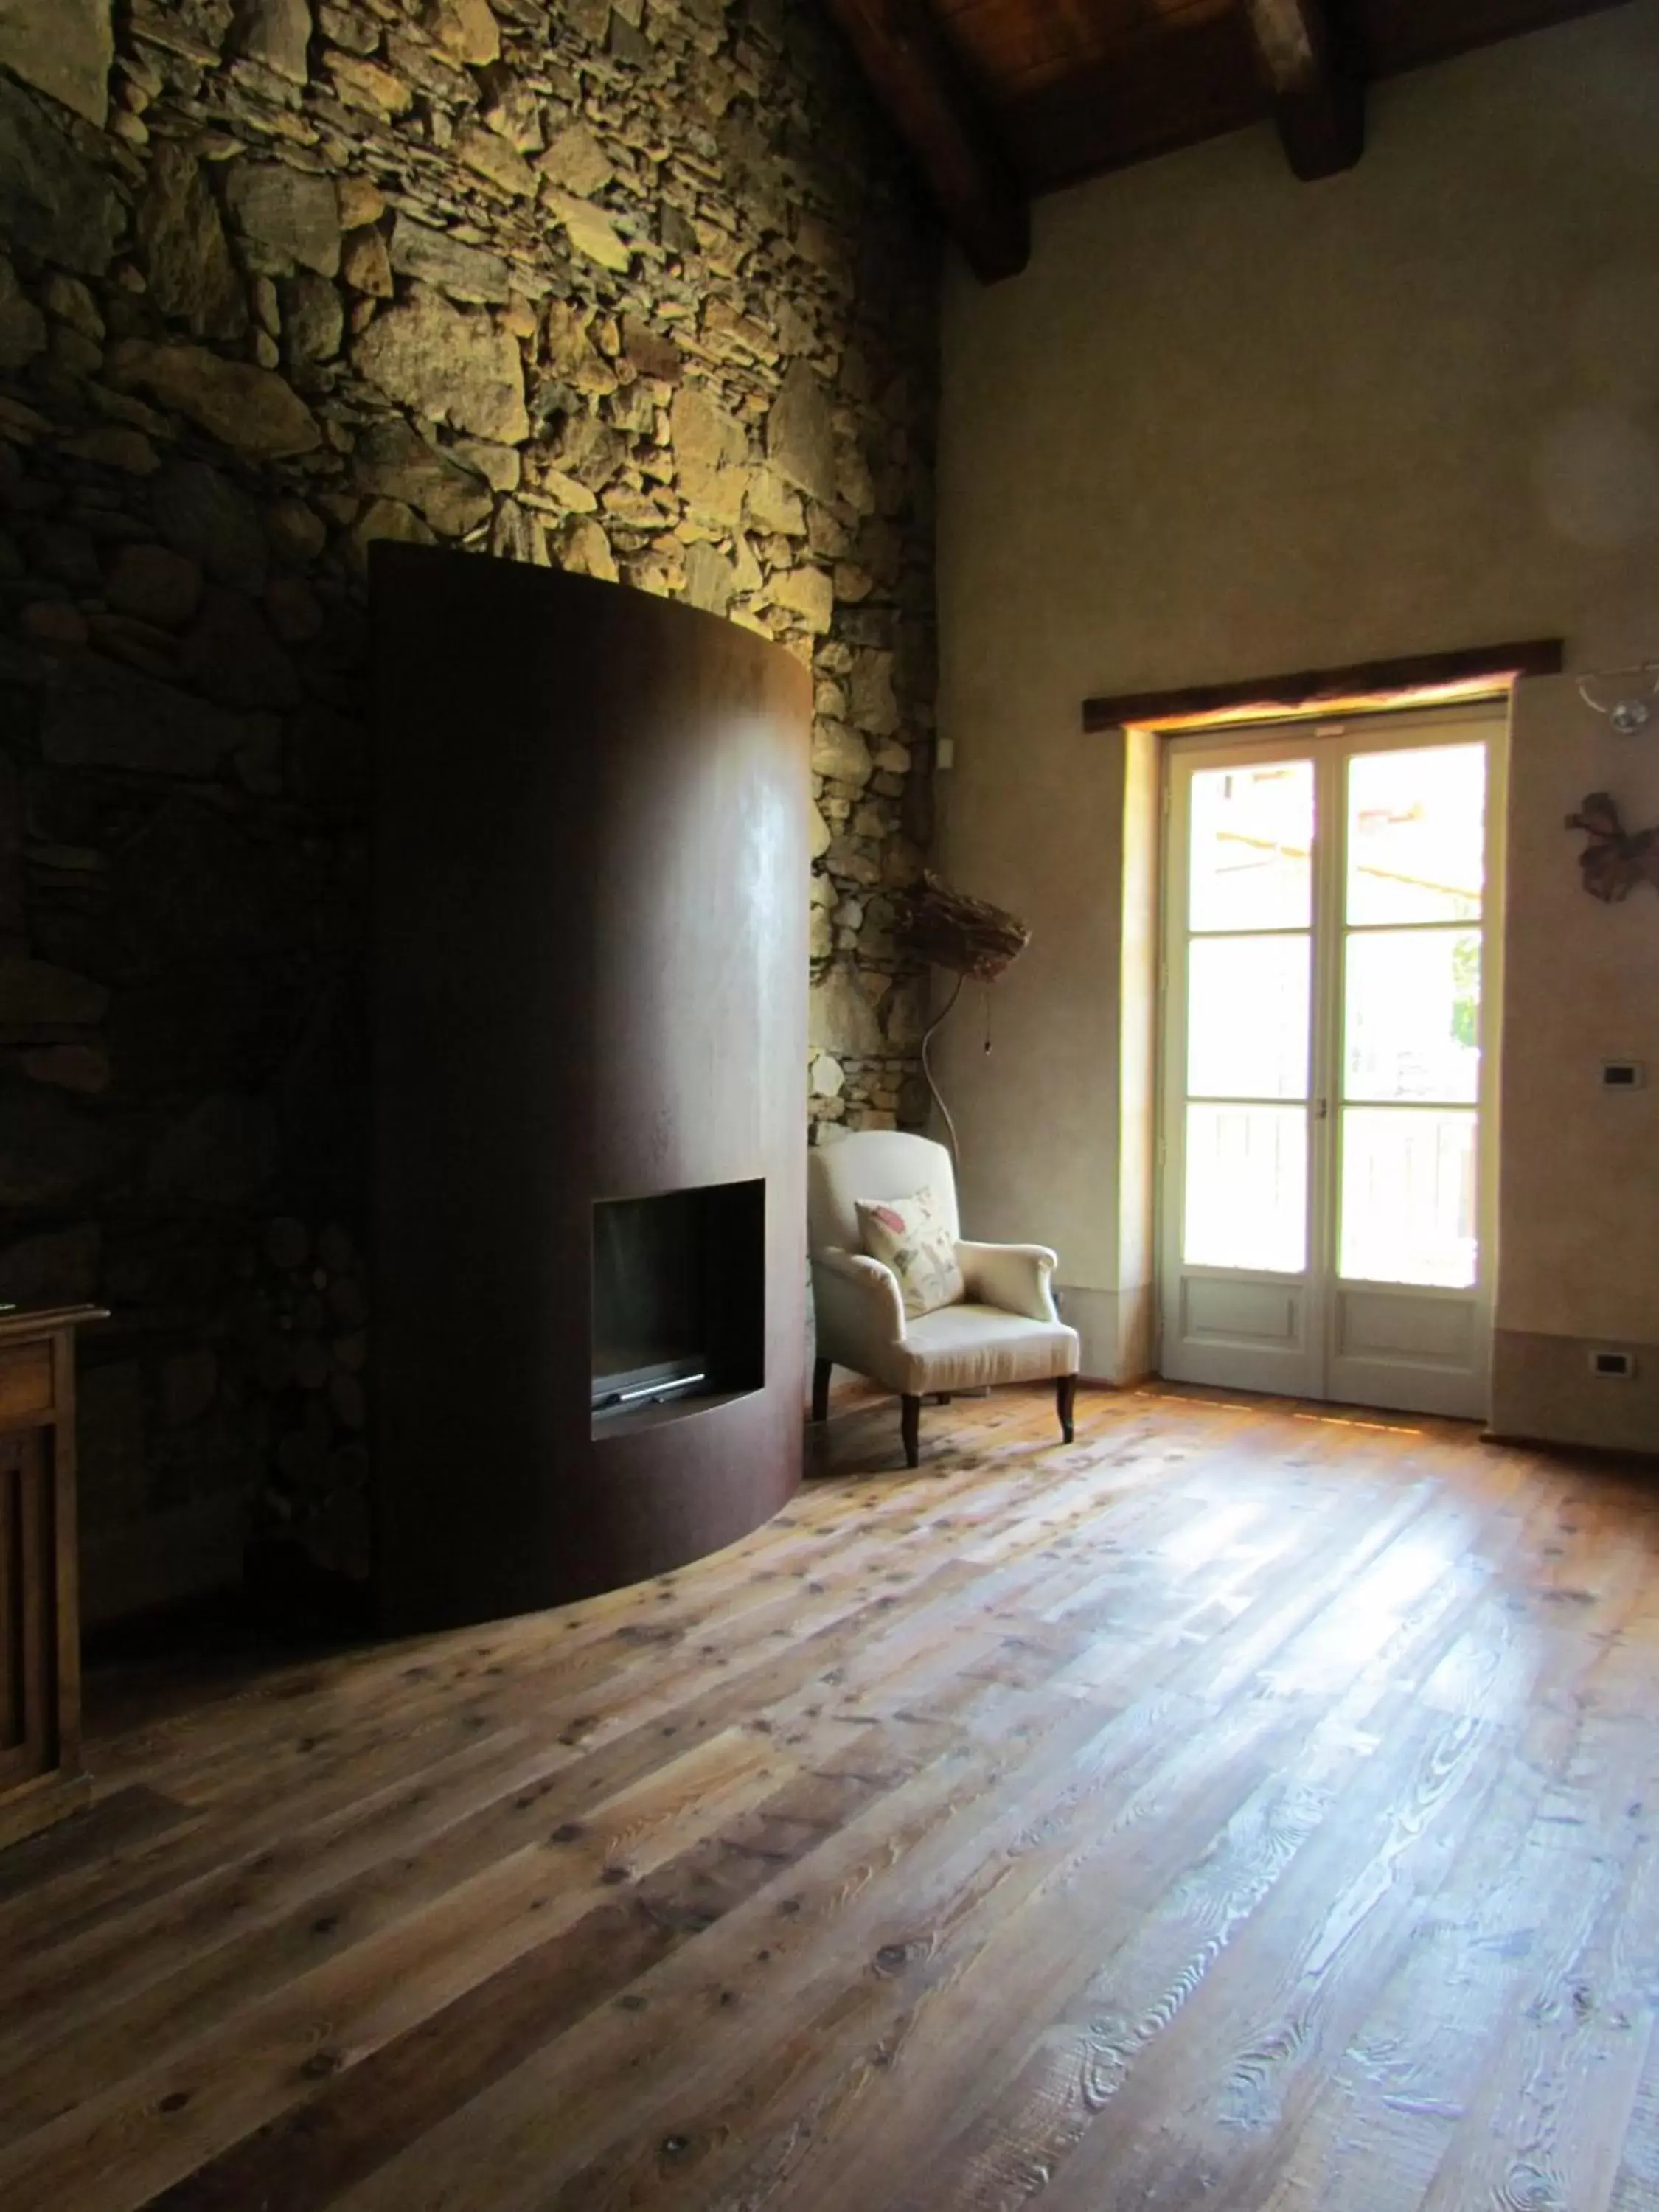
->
[892,872,1032,981]
[892,872,1032,1162]
[1566,792,1659,903]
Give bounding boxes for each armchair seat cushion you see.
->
[889,1304,1080,1397]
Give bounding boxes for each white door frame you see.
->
[1155,699,1509,1417]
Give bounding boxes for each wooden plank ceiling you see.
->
[819,0,1633,279]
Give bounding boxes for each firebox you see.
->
[591,1180,765,1425]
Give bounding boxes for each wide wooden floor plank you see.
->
[0,1382,1654,2212]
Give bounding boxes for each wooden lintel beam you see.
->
[1080,639,1565,734]
[819,0,1030,283]
[1239,0,1364,180]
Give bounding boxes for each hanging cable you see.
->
[919,972,965,1165]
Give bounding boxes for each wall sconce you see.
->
[1578,663,1659,737]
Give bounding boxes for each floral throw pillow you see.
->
[855,1189,965,1321]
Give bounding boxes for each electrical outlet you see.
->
[1589,1349,1636,1379]
[1601,1060,1645,1090]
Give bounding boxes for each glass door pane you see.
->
[1344,928,1481,1103]
[1181,759,1313,1274]
[1189,759,1313,931]
[1185,1105,1308,1272]
[1346,744,1485,922]
[1187,935,1310,1100]
[1338,743,1486,1289]
[1339,1108,1478,1287]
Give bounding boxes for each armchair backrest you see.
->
[807,1130,959,1257]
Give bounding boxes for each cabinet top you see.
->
[0,1304,109,1345]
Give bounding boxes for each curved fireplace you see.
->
[371,548,809,1632]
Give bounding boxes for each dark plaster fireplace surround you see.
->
[371,547,810,1632]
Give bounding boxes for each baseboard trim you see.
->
[1491,1326,1659,1457]
[1481,1425,1659,1470]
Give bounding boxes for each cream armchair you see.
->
[808,1130,1082,1467]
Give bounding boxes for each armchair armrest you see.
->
[955,1240,1060,1323]
[812,1245,906,1363]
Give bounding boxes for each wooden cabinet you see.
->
[0,1304,104,1852]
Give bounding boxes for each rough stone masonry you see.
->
[0,0,939,1609]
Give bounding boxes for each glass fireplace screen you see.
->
[591,1179,764,1420]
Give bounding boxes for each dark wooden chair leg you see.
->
[811,1357,832,1423]
[900,1394,922,1468]
[1056,1374,1077,1444]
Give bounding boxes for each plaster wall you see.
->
[938,2,1659,1444]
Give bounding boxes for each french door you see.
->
[1158,706,1505,1418]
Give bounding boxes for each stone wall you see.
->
[0,0,938,1617]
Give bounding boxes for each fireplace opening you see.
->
[591,1180,765,1426]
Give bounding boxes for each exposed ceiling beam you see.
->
[1239,0,1365,180]
[819,0,1030,282]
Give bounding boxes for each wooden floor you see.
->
[3,1383,1659,2212]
